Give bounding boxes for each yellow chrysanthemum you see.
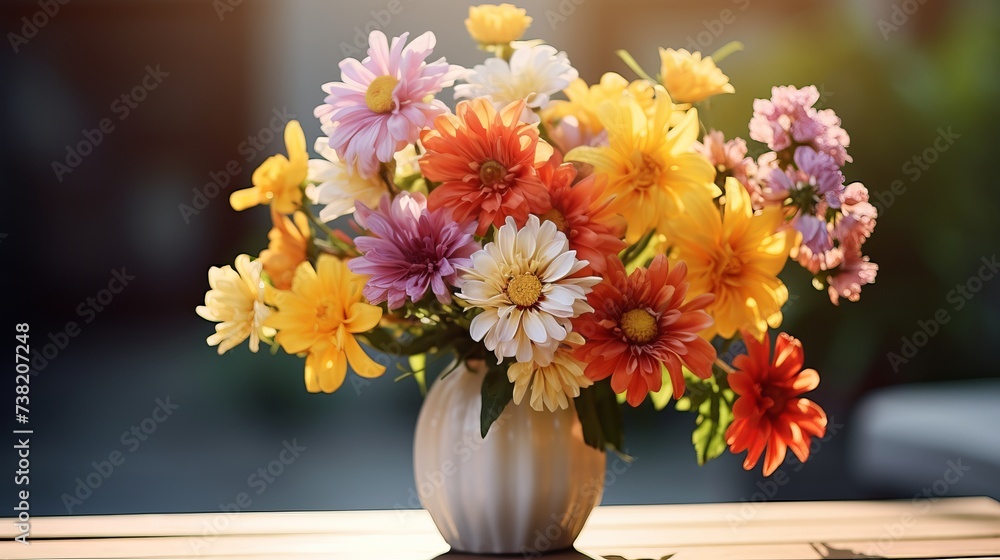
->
[259,209,310,291]
[264,255,385,393]
[668,178,789,339]
[541,72,656,148]
[507,332,593,412]
[658,48,735,104]
[565,87,718,243]
[230,120,307,214]
[196,254,272,355]
[465,4,532,45]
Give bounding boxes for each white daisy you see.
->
[457,215,599,365]
[454,43,578,123]
[196,254,273,355]
[507,332,594,412]
[305,137,389,223]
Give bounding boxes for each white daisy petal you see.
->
[522,311,548,343]
[454,44,578,116]
[470,310,498,341]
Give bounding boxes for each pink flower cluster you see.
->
[748,86,877,305]
[749,85,851,166]
[694,130,762,209]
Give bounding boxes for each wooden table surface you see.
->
[2,497,998,559]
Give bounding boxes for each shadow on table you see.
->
[814,542,886,559]
[435,543,888,559]
[434,549,611,559]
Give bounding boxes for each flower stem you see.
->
[714,358,736,376]
[303,208,337,239]
[380,161,399,195]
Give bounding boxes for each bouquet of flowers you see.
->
[197,3,877,476]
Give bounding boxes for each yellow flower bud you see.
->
[465,4,532,45]
[658,48,735,104]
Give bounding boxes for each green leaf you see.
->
[649,364,674,411]
[619,228,657,269]
[480,367,513,438]
[615,49,656,83]
[409,354,427,396]
[575,379,625,452]
[677,370,735,466]
[709,40,744,64]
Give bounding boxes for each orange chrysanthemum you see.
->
[537,155,626,275]
[259,209,310,290]
[421,98,553,236]
[725,330,828,476]
[572,255,717,407]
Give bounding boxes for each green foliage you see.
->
[480,366,513,438]
[575,379,625,452]
[675,366,735,466]
[648,364,674,411]
[615,49,655,83]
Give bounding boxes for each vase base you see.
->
[435,544,588,558]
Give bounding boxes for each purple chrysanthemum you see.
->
[349,192,480,310]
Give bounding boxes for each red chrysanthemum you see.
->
[537,155,627,275]
[421,98,552,236]
[572,255,717,407]
[725,330,828,476]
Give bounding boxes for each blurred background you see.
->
[2,0,998,517]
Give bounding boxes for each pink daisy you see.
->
[315,31,460,178]
[349,192,480,310]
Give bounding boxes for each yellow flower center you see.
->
[365,75,399,114]
[718,244,745,287]
[506,273,542,307]
[315,304,329,320]
[635,153,661,189]
[479,160,507,188]
[723,257,743,277]
[621,308,658,344]
[540,208,568,232]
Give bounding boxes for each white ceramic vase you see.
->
[413,361,606,554]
